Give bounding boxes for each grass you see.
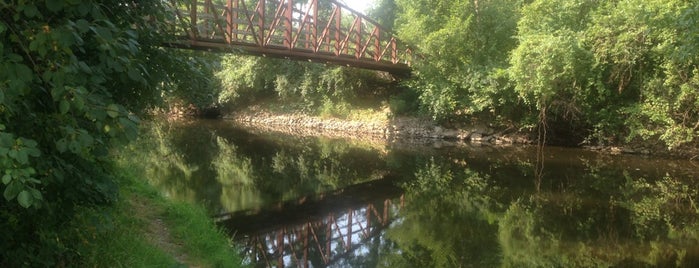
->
[68,167,245,267]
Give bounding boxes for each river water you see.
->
[133,119,699,267]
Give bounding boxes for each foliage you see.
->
[395,0,523,122]
[387,160,501,267]
[368,0,398,31]
[121,118,699,266]
[619,175,699,240]
[0,0,216,265]
[595,0,699,149]
[68,163,243,267]
[392,0,699,150]
[216,54,395,114]
[127,120,389,213]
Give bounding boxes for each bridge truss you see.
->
[241,197,403,267]
[166,0,412,74]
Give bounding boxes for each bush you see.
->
[0,1,206,264]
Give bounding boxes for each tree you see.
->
[0,1,211,264]
[394,0,523,122]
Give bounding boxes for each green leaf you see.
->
[127,68,141,81]
[30,188,42,200]
[75,19,90,33]
[16,150,28,164]
[22,139,38,148]
[51,86,66,100]
[127,114,141,124]
[78,61,91,73]
[26,147,40,157]
[46,0,64,13]
[14,64,33,83]
[22,4,39,18]
[2,174,11,184]
[106,104,119,118]
[59,99,70,114]
[94,26,114,42]
[56,138,67,153]
[8,150,17,159]
[17,190,32,208]
[73,96,85,111]
[3,181,21,201]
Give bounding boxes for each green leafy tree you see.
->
[509,0,598,140]
[586,0,699,149]
[0,1,214,264]
[395,0,523,122]
[368,0,397,31]
[216,55,389,114]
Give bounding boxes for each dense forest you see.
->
[1,0,698,265]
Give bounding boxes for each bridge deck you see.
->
[167,0,412,75]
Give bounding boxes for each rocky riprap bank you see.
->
[223,107,699,158]
[227,108,532,145]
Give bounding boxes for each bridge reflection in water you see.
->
[216,178,404,267]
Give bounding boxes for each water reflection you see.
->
[219,179,404,267]
[127,119,699,267]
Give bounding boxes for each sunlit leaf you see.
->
[106,104,119,118]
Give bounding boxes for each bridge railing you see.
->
[167,0,412,73]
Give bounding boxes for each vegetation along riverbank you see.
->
[206,0,699,159]
[0,1,244,265]
[2,0,698,266]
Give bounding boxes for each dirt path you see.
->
[128,196,197,267]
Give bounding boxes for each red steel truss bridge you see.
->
[165,0,413,74]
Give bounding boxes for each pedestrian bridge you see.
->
[164,0,412,75]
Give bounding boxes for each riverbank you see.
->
[68,164,244,267]
[227,105,533,145]
[224,104,699,159]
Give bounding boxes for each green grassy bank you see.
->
[65,164,244,267]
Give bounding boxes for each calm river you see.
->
[134,119,699,267]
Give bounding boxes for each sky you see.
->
[340,0,375,13]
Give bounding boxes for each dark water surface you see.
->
[136,119,699,267]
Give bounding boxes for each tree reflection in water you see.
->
[123,120,699,267]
